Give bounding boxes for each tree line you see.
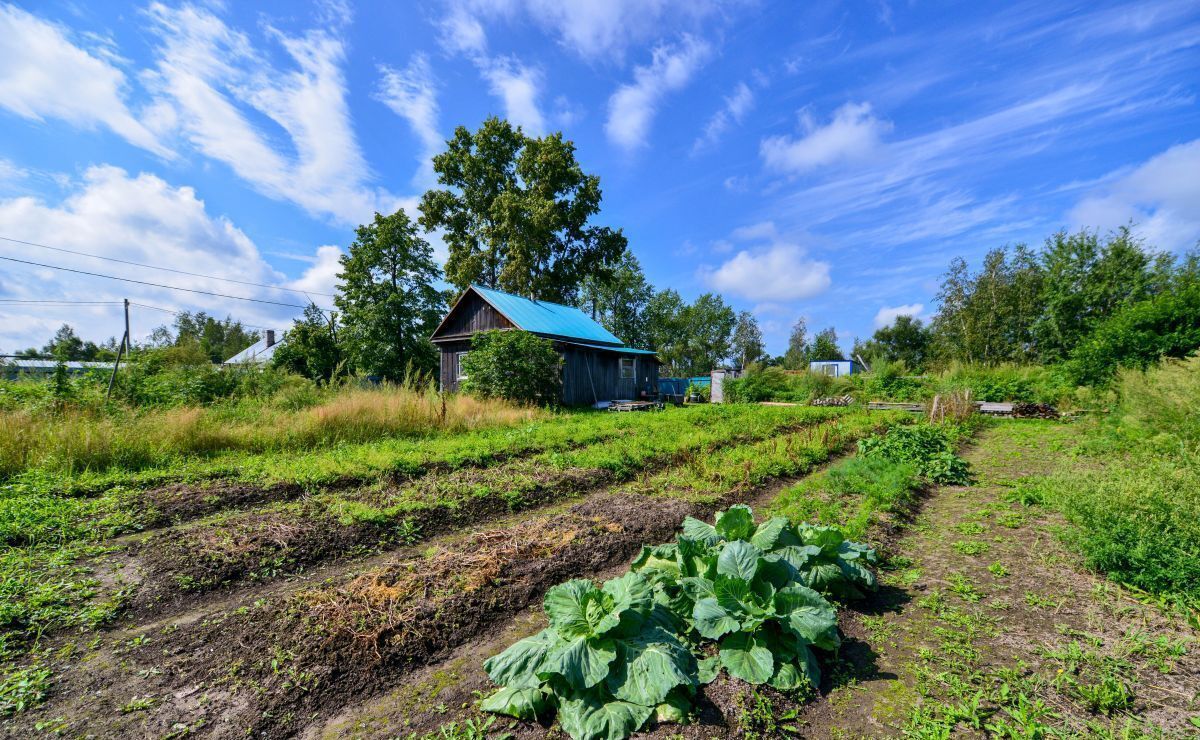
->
[852,227,1200,382]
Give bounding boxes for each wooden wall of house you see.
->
[437,339,471,393]
[434,291,513,339]
[560,347,658,406]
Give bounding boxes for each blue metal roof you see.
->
[559,341,658,356]
[470,285,624,345]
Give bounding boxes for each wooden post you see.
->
[106,299,130,400]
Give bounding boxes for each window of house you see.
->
[820,363,838,377]
[620,357,635,379]
[456,351,468,381]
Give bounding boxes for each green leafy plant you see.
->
[482,572,696,740]
[857,424,971,485]
[482,505,878,740]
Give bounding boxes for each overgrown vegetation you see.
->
[481,505,875,739]
[1041,355,1200,611]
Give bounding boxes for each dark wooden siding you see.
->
[560,346,658,406]
[437,339,471,393]
[432,291,513,340]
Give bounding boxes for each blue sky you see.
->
[0,0,1197,355]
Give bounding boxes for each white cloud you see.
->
[0,166,318,350]
[606,35,711,151]
[288,245,344,297]
[377,54,443,185]
[432,5,547,135]
[482,56,546,133]
[143,3,401,224]
[1069,139,1200,252]
[873,303,924,329]
[693,81,755,152]
[441,0,720,62]
[730,221,779,242]
[761,102,892,174]
[0,4,170,157]
[701,244,832,302]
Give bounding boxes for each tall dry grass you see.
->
[0,383,543,479]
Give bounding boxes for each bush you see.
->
[723,367,844,404]
[857,423,972,485]
[461,330,562,406]
[1067,285,1200,386]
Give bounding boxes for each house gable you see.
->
[430,288,515,342]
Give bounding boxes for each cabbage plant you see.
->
[482,572,696,740]
[482,505,879,740]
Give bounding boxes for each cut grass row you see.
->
[0,406,854,674]
[139,407,857,594]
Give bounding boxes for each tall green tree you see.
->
[642,290,736,375]
[335,209,445,380]
[577,251,654,347]
[272,304,342,382]
[419,116,627,303]
[731,311,766,368]
[171,311,259,363]
[807,327,844,361]
[782,317,808,369]
[1033,227,1158,362]
[855,315,931,369]
[643,289,688,374]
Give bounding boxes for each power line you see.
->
[0,235,336,297]
[0,254,332,311]
[0,299,124,305]
[128,301,283,332]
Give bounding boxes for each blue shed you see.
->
[808,360,859,377]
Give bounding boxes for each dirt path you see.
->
[797,420,1200,738]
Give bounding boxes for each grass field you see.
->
[1,362,1197,739]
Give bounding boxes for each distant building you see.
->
[2,359,114,379]
[430,285,659,406]
[808,359,859,377]
[223,330,282,365]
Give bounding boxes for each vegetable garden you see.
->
[2,365,1198,738]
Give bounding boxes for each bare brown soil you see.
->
[4,420,864,740]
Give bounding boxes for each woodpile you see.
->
[810,395,854,407]
[1011,402,1060,419]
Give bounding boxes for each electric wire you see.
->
[0,235,335,297]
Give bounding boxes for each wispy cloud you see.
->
[606,35,711,152]
[377,54,443,186]
[143,2,400,225]
[0,4,171,157]
[693,81,755,153]
[481,56,546,134]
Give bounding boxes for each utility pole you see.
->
[106,298,130,399]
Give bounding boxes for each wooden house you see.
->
[430,285,660,406]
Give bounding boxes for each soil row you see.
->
[9,423,868,739]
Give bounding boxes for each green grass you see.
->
[769,445,924,540]
[1037,356,1200,613]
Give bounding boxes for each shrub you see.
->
[857,424,971,485]
[1067,285,1200,386]
[482,505,876,739]
[461,330,562,406]
[723,368,843,404]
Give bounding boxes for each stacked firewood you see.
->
[1011,401,1060,419]
[810,395,854,407]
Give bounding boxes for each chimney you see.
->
[266,330,276,347]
